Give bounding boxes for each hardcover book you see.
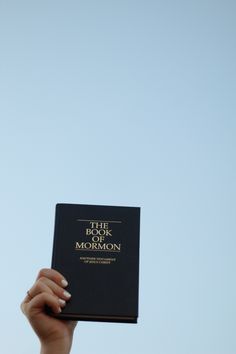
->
[51,203,140,323]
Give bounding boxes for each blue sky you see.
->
[0,1,235,353]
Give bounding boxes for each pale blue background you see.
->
[0,1,235,353]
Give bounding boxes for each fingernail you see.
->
[63,290,71,299]
[58,307,62,313]
[59,299,66,307]
[61,279,68,287]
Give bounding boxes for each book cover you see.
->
[51,203,140,323]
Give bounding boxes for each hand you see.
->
[21,268,77,354]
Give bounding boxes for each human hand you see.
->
[21,268,77,354]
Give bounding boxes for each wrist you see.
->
[40,338,72,354]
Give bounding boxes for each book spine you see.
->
[51,204,60,268]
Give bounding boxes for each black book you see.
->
[51,203,140,323]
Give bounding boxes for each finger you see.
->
[25,280,53,303]
[26,292,62,318]
[21,283,52,309]
[37,268,68,288]
[34,276,71,301]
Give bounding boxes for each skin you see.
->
[21,268,77,354]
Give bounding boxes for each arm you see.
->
[21,268,77,354]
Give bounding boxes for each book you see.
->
[51,203,140,323]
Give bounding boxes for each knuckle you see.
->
[37,276,47,283]
[39,291,48,299]
[38,268,49,277]
[35,279,45,290]
[20,302,26,315]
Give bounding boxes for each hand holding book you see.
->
[21,268,77,354]
[21,203,140,353]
